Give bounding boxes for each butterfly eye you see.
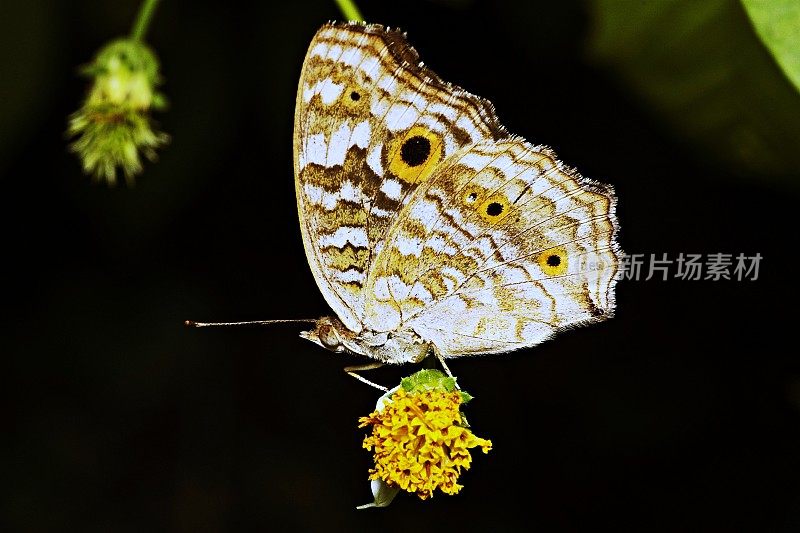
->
[538,246,569,276]
[477,194,511,223]
[388,126,443,184]
[317,324,341,350]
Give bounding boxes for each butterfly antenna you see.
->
[185,319,317,328]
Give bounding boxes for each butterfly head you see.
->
[300,316,357,354]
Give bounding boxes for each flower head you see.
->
[67,39,168,186]
[358,369,492,504]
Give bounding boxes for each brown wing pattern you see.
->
[294,22,507,332]
[361,139,621,356]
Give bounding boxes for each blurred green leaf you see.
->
[586,0,800,182]
[742,0,800,92]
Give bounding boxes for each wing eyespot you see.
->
[477,193,511,224]
[462,188,483,206]
[400,136,431,167]
[537,246,569,276]
[388,126,443,184]
[486,202,503,216]
[342,84,369,110]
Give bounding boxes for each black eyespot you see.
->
[400,136,431,167]
[546,254,561,267]
[467,192,478,202]
[350,91,361,101]
[486,202,504,217]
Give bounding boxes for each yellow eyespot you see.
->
[388,126,443,184]
[342,85,368,110]
[537,246,569,276]
[477,193,511,224]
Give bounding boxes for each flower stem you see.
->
[334,0,364,22]
[130,0,162,42]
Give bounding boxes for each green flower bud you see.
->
[67,39,168,186]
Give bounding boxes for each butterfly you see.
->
[289,21,621,381]
[191,22,621,387]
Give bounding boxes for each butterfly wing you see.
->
[294,22,508,333]
[362,139,622,356]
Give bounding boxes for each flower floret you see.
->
[359,387,492,500]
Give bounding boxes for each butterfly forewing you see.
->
[294,22,507,333]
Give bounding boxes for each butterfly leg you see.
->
[431,349,461,390]
[344,363,388,391]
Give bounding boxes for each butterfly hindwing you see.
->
[294,22,507,333]
[362,140,621,356]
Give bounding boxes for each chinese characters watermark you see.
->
[620,253,762,281]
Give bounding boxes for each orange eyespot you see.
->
[537,246,569,276]
[388,126,443,184]
[477,193,511,224]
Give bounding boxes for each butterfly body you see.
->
[301,315,430,364]
[294,22,621,364]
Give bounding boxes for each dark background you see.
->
[3,0,799,531]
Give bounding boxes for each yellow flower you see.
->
[358,370,492,502]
